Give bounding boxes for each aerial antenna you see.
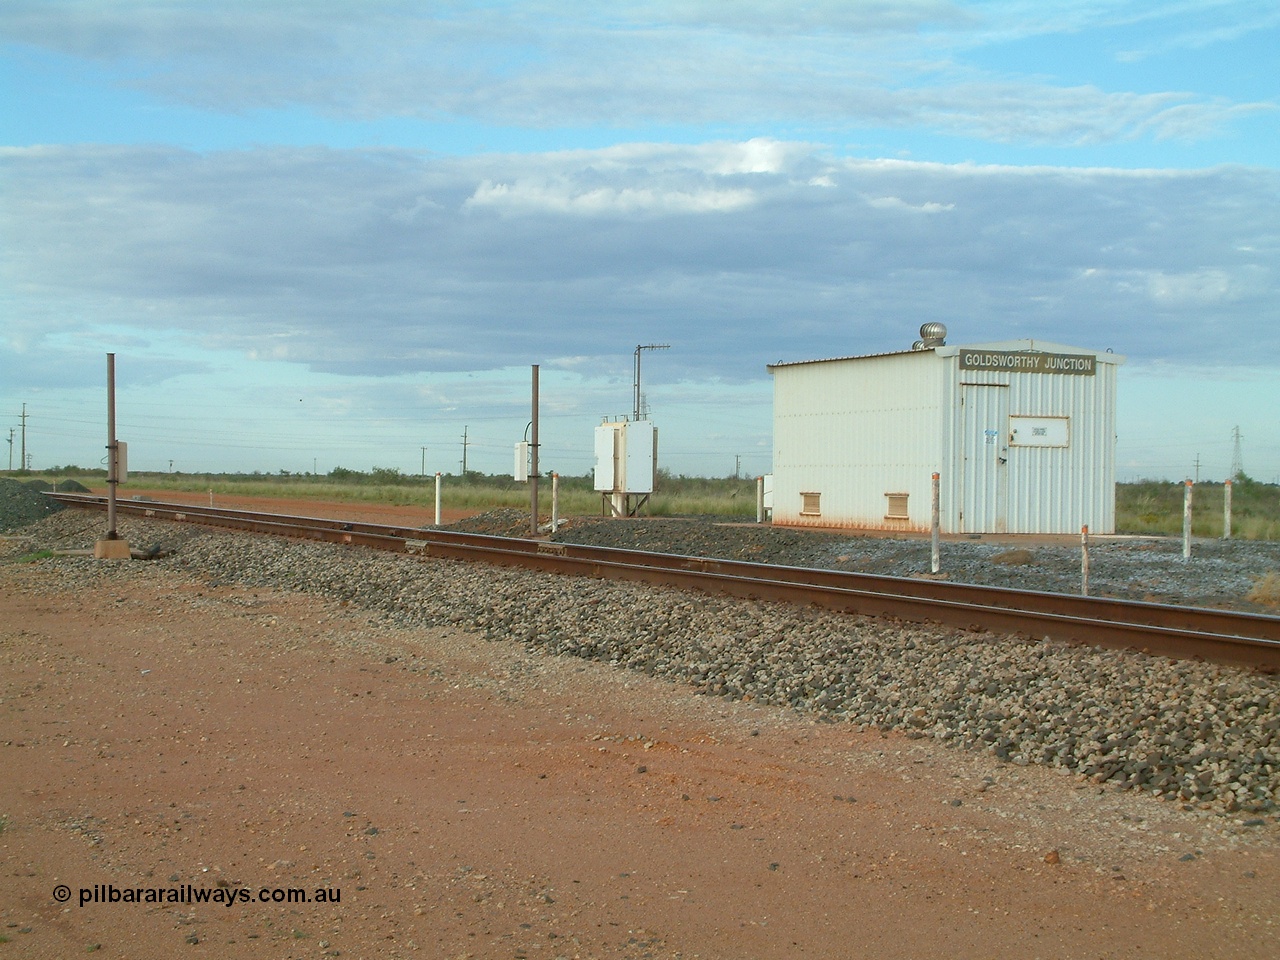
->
[633,343,670,421]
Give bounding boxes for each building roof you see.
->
[767,338,1125,372]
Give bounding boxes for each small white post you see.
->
[1081,525,1089,596]
[434,471,442,526]
[551,472,560,531]
[930,472,941,574]
[1182,479,1193,560]
[1223,479,1233,540]
[756,475,765,524]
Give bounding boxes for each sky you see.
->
[2,0,1277,483]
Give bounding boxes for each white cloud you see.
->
[865,195,955,213]
[464,179,757,215]
[1146,268,1248,306]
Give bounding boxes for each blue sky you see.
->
[2,0,1278,482]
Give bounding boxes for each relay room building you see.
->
[767,327,1124,535]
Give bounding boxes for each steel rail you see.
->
[46,492,1280,670]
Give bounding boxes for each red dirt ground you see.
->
[2,497,1278,958]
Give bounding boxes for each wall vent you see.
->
[884,492,909,519]
[800,492,821,516]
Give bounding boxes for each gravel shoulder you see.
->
[2,501,1279,958]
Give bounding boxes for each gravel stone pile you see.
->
[0,478,70,532]
[7,508,1280,816]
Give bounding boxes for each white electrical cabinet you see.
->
[594,420,656,494]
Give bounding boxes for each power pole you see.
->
[1193,454,1201,483]
[6,428,13,471]
[1230,425,1244,480]
[19,403,27,474]
[529,364,540,536]
[421,446,427,477]
[461,426,469,476]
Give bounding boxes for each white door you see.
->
[960,384,1009,533]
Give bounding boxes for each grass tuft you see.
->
[1247,571,1280,608]
[11,550,55,564]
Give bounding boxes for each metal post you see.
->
[551,472,559,532]
[529,364,539,536]
[106,354,118,540]
[930,472,941,574]
[1223,479,1233,540]
[756,475,765,524]
[1183,479,1193,560]
[434,472,442,526]
[1081,525,1090,596]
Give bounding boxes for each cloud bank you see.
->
[4,141,1277,391]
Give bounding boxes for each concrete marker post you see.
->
[1081,525,1090,596]
[1223,479,1233,540]
[552,472,560,532]
[930,472,941,575]
[1183,479,1193,560]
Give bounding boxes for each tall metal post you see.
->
[530,364,540,536]
[106,353,119,540]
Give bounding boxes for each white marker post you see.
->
[552,472,561,531]
[1081,525,1090,596]
[1182,480,1193,560]
[1223,479,1233,540]
[930,472,941,575]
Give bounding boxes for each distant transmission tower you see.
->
[1230,425,1244,480]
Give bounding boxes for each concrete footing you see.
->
[94,539,132,560]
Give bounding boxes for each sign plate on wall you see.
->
[959,351,1096,375]
[1010,416,1070,447]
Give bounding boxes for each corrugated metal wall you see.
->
[771,352,944,529]
[940,353,1118,533]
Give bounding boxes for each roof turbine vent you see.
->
[913,322,947,350]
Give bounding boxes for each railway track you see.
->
[47,492,1280,671]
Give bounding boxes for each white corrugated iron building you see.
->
[768,327,1124,534]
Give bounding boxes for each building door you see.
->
[960,383,1009,533]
